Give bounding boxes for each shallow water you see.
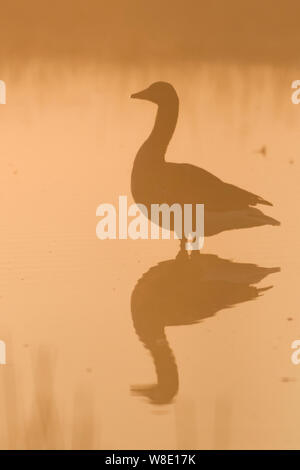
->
[0,48,300,449]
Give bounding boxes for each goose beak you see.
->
[131,89,149,100]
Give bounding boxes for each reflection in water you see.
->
[213,394,232,450]
[131,253,280,404]
[130,81,281,405]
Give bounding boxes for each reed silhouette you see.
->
[131,253,280,404]
[0,350,97,449]
[131,82,279,253]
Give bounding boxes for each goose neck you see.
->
[148,99,179,150]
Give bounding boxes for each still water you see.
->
[0,61,298,449]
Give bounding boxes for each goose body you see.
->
[131,82,279,244]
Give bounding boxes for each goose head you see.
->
[131,81,178,105]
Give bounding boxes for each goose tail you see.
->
[257,196,273,207]
[258,285,273,294]
[258,214,280,226]
[247,207,280,226]
[264,216,280,226]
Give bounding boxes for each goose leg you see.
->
[190,236,201,258]
[176,238,188,259]
[180,238,186,251]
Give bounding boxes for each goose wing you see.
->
[166,162,272,211]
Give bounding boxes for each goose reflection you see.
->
[131,253,280,404]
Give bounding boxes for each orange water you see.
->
[0,1,300,448]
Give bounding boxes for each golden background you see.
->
[0,0,299,449]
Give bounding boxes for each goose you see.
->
[131,82,279,252]
[131,253,280,404]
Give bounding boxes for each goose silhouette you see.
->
[131,82,280,251]
[131,253,280,404]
